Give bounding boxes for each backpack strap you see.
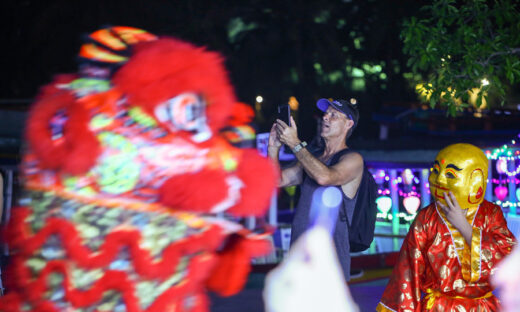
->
[329,148,367,226]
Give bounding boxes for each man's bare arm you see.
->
[279,163,303,187]
[267,123,303,187]
[268,145,303,187]
[294,150,363,186]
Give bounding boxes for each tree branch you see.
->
[477,48,520,66]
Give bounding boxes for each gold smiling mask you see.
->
[428,143,488,209]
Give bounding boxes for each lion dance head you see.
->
[1,26,278,311]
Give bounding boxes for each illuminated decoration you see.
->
[373,168,426,223]
[468,87,487,109]
[401,168,414,185]
[399,189,418,197]
[254,95,264,118]
[403,196,420,215]
[374,169,386,184]
[492,178,520,185]
[495,186,508,201]
[416,83,486,108]
[377,189,391,195]
[288,96,299,111]
[486,141,520,160]
[416,83,433,101]
[496,158,508,174]
[496,200,519,208]
[397,212,416,222]
[376,196,392,214]
[484,136,520,211]
[501,158,520,177]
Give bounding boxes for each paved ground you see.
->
[209,273,388,312]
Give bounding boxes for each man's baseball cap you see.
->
[316,98,359,128]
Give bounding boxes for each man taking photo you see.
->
[268,98,364,281]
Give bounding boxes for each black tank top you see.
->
[290,148,359,281]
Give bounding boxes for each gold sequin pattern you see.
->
[439,265,450,279]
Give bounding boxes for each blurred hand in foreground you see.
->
[263,226,359,312]
[492,244,520,312]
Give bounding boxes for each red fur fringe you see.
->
[113,38,237,132]
[3,254,214,312]
[227,102,255,127]
[159,169,229,212]
[227,149,279,216]
[7,208,225,279]
[26,89,76,170]
[206,235,272,296]
[25,77,101,175]
[2,207,224,311]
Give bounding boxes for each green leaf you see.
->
[430,96,437,108]
[476,95,482,108]
[448,104,457,116]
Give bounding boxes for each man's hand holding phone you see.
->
[275,113,300,150]
[268,104,291,152]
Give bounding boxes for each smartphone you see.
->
[277,104,291,126]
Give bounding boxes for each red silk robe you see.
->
[377,200,516,312]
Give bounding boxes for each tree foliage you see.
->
[3,0,428,140]
[401,0,520,115]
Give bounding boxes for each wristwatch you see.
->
[292,141,307,153]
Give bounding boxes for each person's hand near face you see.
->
[437,192,471,231]
[436,191,473,245]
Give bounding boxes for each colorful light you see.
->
[495,186,508,201]
[376,196,392,214]
[496,158,508,174]
[403,196,421,215]
[374,169,386,184]
[401,169,414,185]
[516,188,520,201]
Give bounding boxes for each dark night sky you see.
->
[1,0,439,143]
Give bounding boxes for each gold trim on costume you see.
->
[425,288,493,309]
[376,302,397,312]
[436,204,482,283]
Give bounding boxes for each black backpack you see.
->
[330,149,378,252]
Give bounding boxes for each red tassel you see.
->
[206,235,272,296]
[227,149,278,217]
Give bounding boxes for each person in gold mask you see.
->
[377,143,516,312]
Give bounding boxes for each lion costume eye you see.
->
[155,92,205,131]
[167,92,205,131]
[154,92,212,142]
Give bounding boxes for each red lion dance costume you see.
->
[0,27,277,311]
